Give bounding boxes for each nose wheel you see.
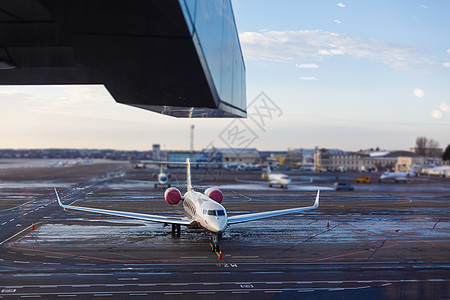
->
[211,233,221,252]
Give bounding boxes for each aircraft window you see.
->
[217,210,225,216]
[207,210,216,216]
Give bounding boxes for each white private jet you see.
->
[153,164,171,188]
[379,170,416,183]
[55,159,319,252]
[263,164,291,189]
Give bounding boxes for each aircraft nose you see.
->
[210,217,228,232]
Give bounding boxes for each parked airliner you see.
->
[56,159,319,252]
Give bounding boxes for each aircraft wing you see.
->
[227,190,320,225]
[54,188,191,226]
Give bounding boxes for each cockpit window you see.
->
[203,209,225,216]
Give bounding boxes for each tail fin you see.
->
[278,155,285,164]
[186,158,192,192]
[267,164,272,175]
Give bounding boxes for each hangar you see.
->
[0,0,246,118]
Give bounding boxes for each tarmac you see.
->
[0,160,449,299]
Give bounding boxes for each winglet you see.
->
[54,188,64,208]
[313,190,320,208]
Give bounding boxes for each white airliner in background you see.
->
[56,159,319,252]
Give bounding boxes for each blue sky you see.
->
[0,1,449,151]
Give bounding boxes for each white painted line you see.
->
[57,295,77,297]
[164,293,183,295]
[13,274,51,277]
[105,284,124,287]
[138,284,155,287]
[13,261,30,264]
[130,294,148,296]
[77,273,113,276]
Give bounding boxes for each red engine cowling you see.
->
[164,187,182,205]
[204,187,223,203]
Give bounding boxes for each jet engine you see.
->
[204,187,223,203]
[164,187,182,205]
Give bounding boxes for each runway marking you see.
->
[233,256,259,258]
[308,223,400,263]
[386,230,447,247]
[3,224,42,247]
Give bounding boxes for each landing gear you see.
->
[171,224,181,237]
[211,233,220,252]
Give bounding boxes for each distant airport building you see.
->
[0,0,246,118]
[216,148,260,164]
[152,144,161,161]
[314,148,434,172]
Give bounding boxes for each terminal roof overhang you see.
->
[0,0,246,118]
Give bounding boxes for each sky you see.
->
[0,0,449,152]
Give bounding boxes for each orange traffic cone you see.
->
[218,250,223,260]
[326,220,330,227]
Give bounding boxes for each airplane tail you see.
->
[186,158,192,192]
[278,155,285,164]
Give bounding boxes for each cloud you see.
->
[431,110,442,119]
[444,62,450,68]
[447,49,450,55]
[239,30,435,70]
[300,77,318,81]
[337,3,346,8]
[296,63,319,69]
[439,102,449,112]
[413,88,424,98]
[334,20,342,24]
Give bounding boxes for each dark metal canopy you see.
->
[0,0,246,118]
